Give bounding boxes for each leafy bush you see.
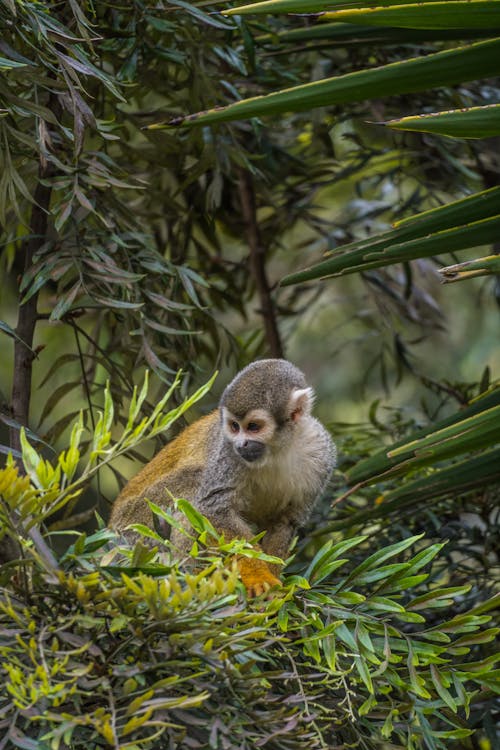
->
[1,378,498,749]
[1,2,498,746]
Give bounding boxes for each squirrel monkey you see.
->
[110,359,336,595]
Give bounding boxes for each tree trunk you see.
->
[238,169,284,359]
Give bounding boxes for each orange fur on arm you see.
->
[237,556,281,597]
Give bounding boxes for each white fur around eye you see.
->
[221,407,239,439]
[244,409,276,442]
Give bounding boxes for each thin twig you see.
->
[331,482,365,508]
[283,646,330,749]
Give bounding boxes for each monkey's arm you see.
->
[261,519,296,576]
[195,470,281,597]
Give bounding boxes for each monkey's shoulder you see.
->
[287,416,335,477]
[159,410,219,468]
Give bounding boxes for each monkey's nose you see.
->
[237,440,265,463]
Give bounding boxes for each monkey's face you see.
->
[221,407,276,465]
[221,385,314,466]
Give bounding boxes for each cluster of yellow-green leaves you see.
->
[0,374,499,750]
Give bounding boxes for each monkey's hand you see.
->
[237,557,281,597]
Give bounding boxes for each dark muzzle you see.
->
[237,440,265,463]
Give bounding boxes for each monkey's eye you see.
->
[247,422,261,433]
[229,421,240,434]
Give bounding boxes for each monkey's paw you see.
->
[237,557,281,598]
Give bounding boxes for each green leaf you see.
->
[408,585,471,611]
[281,183,500,285]
[130,524,164,542]
[305,535,366,582]
[58,411,84,482]
[0,320,35,352]
[353,562,411,584]
[367,596,406,613]
[430,665,457,711]
[225,0,488,15]
[20,428,43,488]
[466,592,500,617]
[354,655,374,693]
[451,627,500,647]
[176,498,219,538]
[102,381,115,434]
[346,386,500,485]
[334,591,366,604]
[56,49,126,102]
[341,534,423,587]
[170,0,235,28]
[334,622,358,651]
[387,405,500,463]
[323,1,500,29]
[330,449,500,530]
[433,729,474,739]
[355,622,376,653]
[477,671,500,693]
[407,647,432,698]
[439,253,500,282]
[404,543,446,575]
[0,56,29,69]
[126,380,141,432]
[322,634,337,670]
[386,102,500,138]
[147,500,187,534]
[163,38,500,126]
[370,448,500,513]
[257,21,498,45]
[281,213,500,281]
[49,282,82,321]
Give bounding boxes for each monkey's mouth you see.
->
[236,440,266,463]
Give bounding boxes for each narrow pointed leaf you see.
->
[347,388,500,484]
[386,103,500,138]
[371,448,500,512]
[439,254,500,282]
[394,184,500,229]
[256,22,497,45]
[341,534,423,586]
[225,0,482,15]
[0,320,35,352]
[0,56,29,69]
[387,405,500,462]
[324,2,500,30]
[430,665,457,712]
[281,185,500,285]
[282,213,500,282]
[162,38,500,127]
[330,448,500,530]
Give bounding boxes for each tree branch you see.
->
[6,157,62,572]
[237,169,284,358]
[9,166,53,458]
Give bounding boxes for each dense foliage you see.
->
[1,383,498,749]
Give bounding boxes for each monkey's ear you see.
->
[289,387,314,422]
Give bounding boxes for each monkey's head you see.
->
[219,359,314,465]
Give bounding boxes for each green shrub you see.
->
[0,376,498,749]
